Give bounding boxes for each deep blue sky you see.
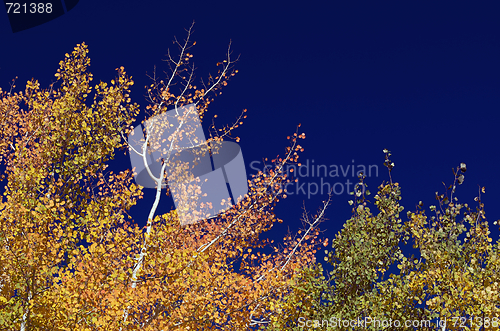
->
[2,1,500,261]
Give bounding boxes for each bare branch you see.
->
[196,40,239,107]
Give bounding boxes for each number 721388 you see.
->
[5,3,53,14]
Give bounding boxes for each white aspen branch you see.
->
[144,23,195,115]
[194,132,301,257]
[119,84,203,328]
[208,107,247,144]
[121,131,142,156]
[174,65,195,113]
[280,194,331,272]
[121,161,167,328]
[246,192,332,328]
[160,104,198,165]
[19,287,32,331]
[164,23,194,101]
[115,25,259,327]
[141,122,160,183]
[195,41,237,107]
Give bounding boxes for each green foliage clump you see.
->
[266,151,500,330]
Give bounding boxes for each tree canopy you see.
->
[265,151,500,330]
[2,27,499,331]
[0,28,324,330]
